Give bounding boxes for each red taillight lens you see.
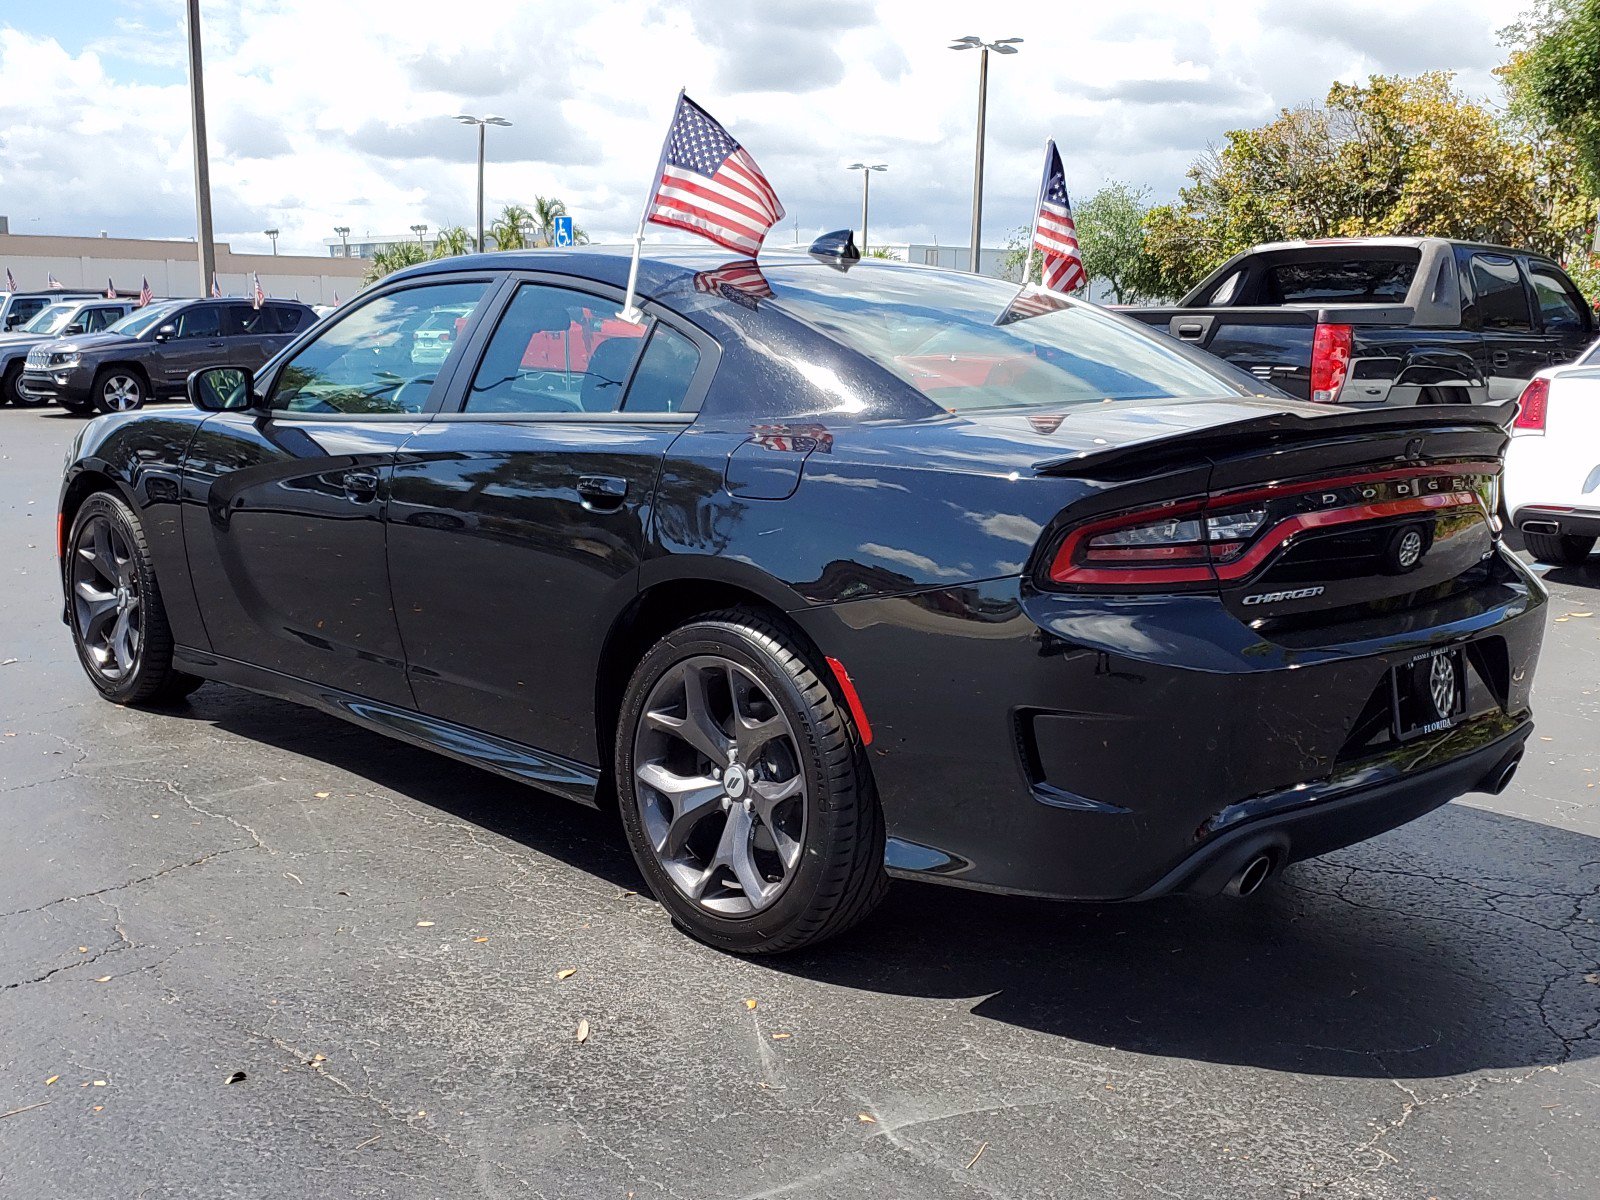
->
[1050,503,1267,585]
[1512,377,1549,432]
[1309,323,1352,403]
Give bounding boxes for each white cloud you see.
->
[0,0,1520,257]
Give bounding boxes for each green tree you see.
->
[363,240,429,285]
[864,246,901,260]
[1501,1,1600,195]
[432,225,472,258]
[489,203,534,250]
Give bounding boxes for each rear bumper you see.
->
[793,547,1546,901]
[1512,505,1600,540]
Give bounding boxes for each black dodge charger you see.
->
[57,248,1545,953]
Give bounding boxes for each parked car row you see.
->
[0,296,317,413]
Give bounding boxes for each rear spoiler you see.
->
[1032,402,1516,479]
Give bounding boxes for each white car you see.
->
[1504,342,1600,566]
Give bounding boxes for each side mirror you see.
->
[64,323,85,335]
[154,324,177,343]
[188,365,256,412]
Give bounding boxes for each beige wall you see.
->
[0,233,368,304]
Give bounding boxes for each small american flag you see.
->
[211,273,222,298]
[994,284,1071,327]
[4,268,15,291]
[137,277,153,308]
[332,291,340,306]
[1032,140,1087,294]
[646,94,785,257]
[106,279,117,299]
[693,259,773,309]
[251,273,265,310]
[47,273,64,290]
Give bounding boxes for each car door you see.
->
[385,275,714,765]
[156,303,230,390]
[1524,259,1594,369]
[1466,253,1545,400]
[180,276,496,705]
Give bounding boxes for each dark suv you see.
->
[20,297,318,414]
[0,298,137,406]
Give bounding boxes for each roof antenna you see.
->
[809,229,860,271]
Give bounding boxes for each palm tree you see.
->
[363,241,429,285]
[489,204,534,251]
[531,196,569,246]
[432,226,472,258]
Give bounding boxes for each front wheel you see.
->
[1524,530,1596,566]
[615,610,887,954]
[92,367,146,414]
[67,491,203,705]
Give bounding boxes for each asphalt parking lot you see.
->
[1,407,1597,1199]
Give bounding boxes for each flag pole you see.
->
[1021,138,1051,290]
[619,88,685,324]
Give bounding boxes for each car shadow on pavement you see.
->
[170,687,646,894]
[768,804,1600,1081]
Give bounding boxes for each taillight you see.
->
[1050,502,1269,585]
[1512,377,1549,432]
[1309,323,1352,403]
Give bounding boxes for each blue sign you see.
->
[553,216,574,248]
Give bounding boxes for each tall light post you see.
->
[264,228,279,255]
[411,223,429,246]
[184,0,216,294]
[453,114,512,253]
[846,163,887,255]
[949,35,1021,274]
[333,225,350,257]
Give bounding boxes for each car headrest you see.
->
[579,337,640,412]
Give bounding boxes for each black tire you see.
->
[91,366,147,414]
[615,608,887,954]
[59,394,95,415]
[0,362,18,407]
[66,491,203,706]
[1524,530,1596,566]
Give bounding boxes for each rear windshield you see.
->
[764,265,1245,411]
[1263,258,1417,304]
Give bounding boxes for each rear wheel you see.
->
[1524,530,1596,566]
[615,609,886,954]
[92,367,146,414]
[67,492,202,705]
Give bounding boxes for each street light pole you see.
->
[411,223,429,246]
[846,163,888,255]
[264,228,279,255]
[184,0,216,295]
[454,115,512,253]
[950,35,1021,274]
[334,225,350,257]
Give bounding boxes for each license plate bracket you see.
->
[1391,645,1467,740]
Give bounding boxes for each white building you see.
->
[0,226,367,304]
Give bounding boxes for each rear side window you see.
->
[463,282,648,414]
[1263,258,1416,304]
[623,326,701,413]
[1527,263,1587,333]
[83,307,123,332]
[6,297,50,330]
[1470,255,1532,331]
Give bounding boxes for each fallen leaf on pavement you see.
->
[314,792,330,799]
[857,1113,876,1123]
[0,659,18,667]
[556,968,576,980]
[576,1019,590,1043]
[771,1033,792,1040]
[1569,612,1593,618]
[416,921,435,928]
[225,1071,247,1085]
[43,1076,58,1086]
[77,947,87,954]
[93,976,111,983]
[744,998,757,1010]
[1584,973,1599,985]
[472,936,489,943]
[92,1080,106,1087]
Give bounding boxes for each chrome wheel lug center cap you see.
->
[723,765,749,800]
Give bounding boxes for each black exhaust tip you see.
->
[1483,749,1523,796]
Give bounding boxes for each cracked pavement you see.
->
[2,410,1598,1199]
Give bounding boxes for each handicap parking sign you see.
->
[554,216,574,248]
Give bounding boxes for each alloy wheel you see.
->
[631,655,807,916]
[71,515,143,681]
[101,374,142,411]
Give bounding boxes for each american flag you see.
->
[47,273,64,290]
[645,94,784,257]
[994,284,1071,327]
[332,291,341,306]
[251,273,265,310]
[4,268,15,291]
[137,277,153,308]
[106,279,117,299]
[211,273,222,298]
[692,259,773,309]
[1032,140,1087,294]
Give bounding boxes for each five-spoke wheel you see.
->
[616,610,886,954]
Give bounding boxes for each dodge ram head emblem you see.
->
[1406,437,1425,461]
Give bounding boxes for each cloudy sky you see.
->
[0,0,1523,258]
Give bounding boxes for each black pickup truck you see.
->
[1122,238,1595,406]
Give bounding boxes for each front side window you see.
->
[1527,263,1587,333]
[269,280,490,415]
[175,306,222,339]
[106,303,180,338]
[463,283,647,414]
[1470,255,1532,331]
